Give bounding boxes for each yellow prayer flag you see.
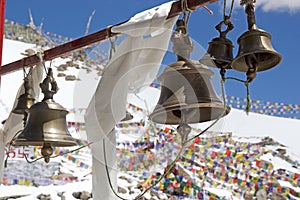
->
[183,186,191,194]
[25,179,31,186]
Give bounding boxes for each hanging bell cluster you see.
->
[14,68,76,163]
[201,0,282,82]
[150,19,230,125]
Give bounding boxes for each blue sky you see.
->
[4,0,300,105]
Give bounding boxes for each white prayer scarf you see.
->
[85,1,178,199]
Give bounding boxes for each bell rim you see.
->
[199,54,232,69]
[231,50,282,72]
[14,139,77,147]
[149,102,231,125]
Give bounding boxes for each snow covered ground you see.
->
[1,38,300,200]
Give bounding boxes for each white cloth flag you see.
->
[0,63,43,183]
[84,1,178,199]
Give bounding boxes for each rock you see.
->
[57,192,65,200]
[118,186,127,194]
[57,73,66,77]
[65,75,77,81]
[36,194,51,200]
[72,191,92,200]
[21,49,36,56]
[256,189,267,200]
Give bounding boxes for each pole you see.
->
[0,0,6,87]
[0,0,217,76]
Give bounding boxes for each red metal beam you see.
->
[0,0,5,87]
[0,0,217,76]
[0,0,5,67]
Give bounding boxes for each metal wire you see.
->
[103,78,230,200]
[223,0,235,20]
[22,142,93,164]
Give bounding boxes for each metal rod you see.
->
[0,0,217,76]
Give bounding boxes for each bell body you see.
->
[12,93,35,114]
[202,37,234,69]
[150,60,230,125]
[231,28,282,72]
[14,99,76,147]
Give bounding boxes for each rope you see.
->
[223,76,252,114]
[37,51,48,73]
[181,0,193,35]
[107,26,117,62]
[229,0,235,18]
[103,134,185,200]
[4,130,23,168]
[223,0,235,20]
[245,81,251,114]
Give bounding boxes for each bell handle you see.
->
[215,16,234,39]
[40,67,59,101]
[240,0,257,30]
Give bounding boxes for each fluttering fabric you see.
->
[0,63,43,183]
[84,1,178,199]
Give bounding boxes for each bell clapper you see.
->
[177,122,192,145]
[245,54,258,83]
[41,143,54,163]
[176,110,192,145]
[220,68,227,82]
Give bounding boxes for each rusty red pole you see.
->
[0,0,5,86]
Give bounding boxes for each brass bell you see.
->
[12,77,35,115]
[150,19,230,125]
[231,1,282,73]
[14,97,76,147]
[200,17,234,69]
[231,28,282,72]
[149,59,230,125]
[14,68,76,162]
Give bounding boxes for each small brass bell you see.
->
[231,1,282,74]
[14,68,76,162]
[12,77,35,115]
[200,16,234,70]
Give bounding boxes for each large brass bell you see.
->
[150,19,230,125]
[231,1,282,73]
[200,17,234,70]
[149,60,230,125]
[12,77,35,115]
[14,68,76,162]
